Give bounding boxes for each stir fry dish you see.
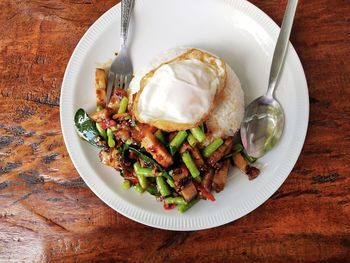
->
[75,61,260,213]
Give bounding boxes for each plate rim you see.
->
[60,0,309,231]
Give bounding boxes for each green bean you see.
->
[155,130,167,145]
[167,178,175,188]
[187,133,198,147]
[169,131,188,155]
[242,151,258,163]
[202,138,224,158]
[106,128,115,148]
[110,126,118,131]
[190,127,206,143]
[233,143,244,153]
[96,122,107,140]
[133,162,153,177]
[181,151,200,179]
[164,197,187,205]
[200,123,205,133]
[129,147,172,180]
[122,180,131,190]
[156,176,171,197]
[118,97,128,114]
[146,185,160,196]
[137,174,148,189]
[222,143,244,160]
[133,185,144,193]
[178,198,199,213]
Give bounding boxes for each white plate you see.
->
[60,0,309,230]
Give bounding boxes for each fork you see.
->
[107,0,134,100]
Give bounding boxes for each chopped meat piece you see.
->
[233,153,260,180]
[179,142,191,153]
[130,127,143,145]
[90,108,112,122]
[99,149,122,170]
[173,172,191,189]
[180,182,197,202]
[141,131,173,168]
[212,159,230,193]
[232,152,248,173]
[108,88,127,112]
[201,169,214,192]
[95,68,107,107]
[246,166,260,180]
[179,142,205,169]
[168,132,177,142]
[113,127,130,143]
[207,137,234,166]
[191,146,205,168]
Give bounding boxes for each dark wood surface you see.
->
[0,0,349,262]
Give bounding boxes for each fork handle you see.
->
[121,0,134,47]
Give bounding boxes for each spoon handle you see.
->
[266,0,298,98]
[120,0,134,48]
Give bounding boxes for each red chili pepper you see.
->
[130,177,139,185]
[100,121,107,130]
[198,184,216,202]
[163,203,176,210]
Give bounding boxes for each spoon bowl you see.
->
[241,95,284,158]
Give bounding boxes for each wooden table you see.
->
[1,0,349,261]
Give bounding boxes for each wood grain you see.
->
[0,0,349,262]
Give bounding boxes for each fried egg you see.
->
[130,47,244,142]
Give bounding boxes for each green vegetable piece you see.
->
[164,197,187,205]
[181,151,200,179]
[233,143,244,153]
[125,138,133,145]
[96,105,103,112]
[137,173,148,189]
[166,178,175,188]
[187,133,198,147]
[146,185,160,196]
[169,130,188,155]
[134,185,144,193]
[202,138,224,158]
[190,127,206,143]
[134,162,153,177]
[110,126,118,131]
[242,151,258,163]
[122,180,131,190]
[118,97,128,114]
[178,198,199,213]
[74,108,105,148]
[156,176,171,197]
[96,122,107,140]
[107,128,115,148]
[155,130,167,145]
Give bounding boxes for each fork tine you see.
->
[119,74,125,89]
[124,74,132,90]
[106,70,116,102]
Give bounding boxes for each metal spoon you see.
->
[240,0,298,158]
